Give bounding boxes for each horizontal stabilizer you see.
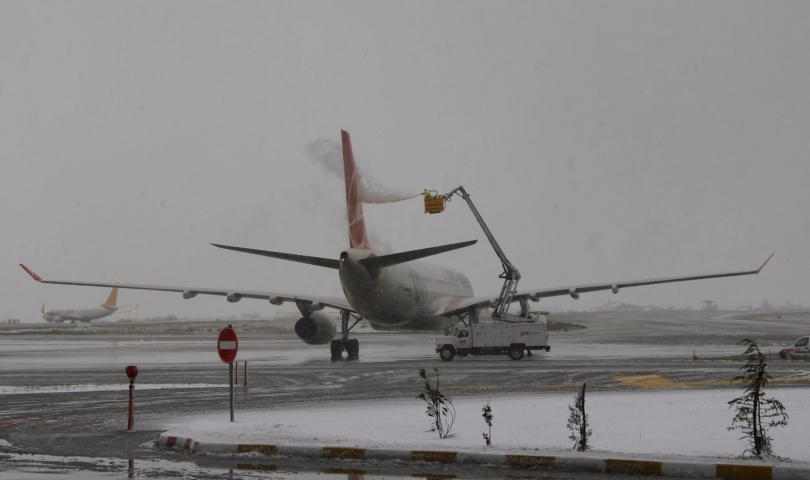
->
[111,304,139,314]
[360,240,477,270]
[211,244,341,269]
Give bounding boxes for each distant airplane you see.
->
[34,286,138,323]
[20,130,772,357]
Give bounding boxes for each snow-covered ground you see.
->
[158,388,810,464]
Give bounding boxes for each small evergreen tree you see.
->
[482,398,493,446]
[728,339,788,457]
[566,383,592,451]
[417,368,456,438]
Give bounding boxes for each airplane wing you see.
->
[440,254,773,318]
[19,264,354,313]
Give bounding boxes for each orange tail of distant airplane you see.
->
[101,287,118,307]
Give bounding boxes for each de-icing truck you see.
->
[435,315,550,361]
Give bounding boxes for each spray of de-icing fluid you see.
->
[306,139,419,204]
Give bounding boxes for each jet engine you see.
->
[294,311,337,345]
[51,316,63,323]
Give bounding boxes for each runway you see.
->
[1,310,809,477]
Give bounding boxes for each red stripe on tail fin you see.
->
[342,130,371,250]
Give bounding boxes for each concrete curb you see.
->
[155,433,810,479]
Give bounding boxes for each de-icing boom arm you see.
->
[443,186,521,320]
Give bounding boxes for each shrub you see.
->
[567,383,592,451]
[482,398,493,446]
[417,367,456,438]
[728,339,788,457]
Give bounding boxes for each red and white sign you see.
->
[217,326,238,364]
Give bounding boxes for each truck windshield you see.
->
[457,330,469,338]
[795,337,809,347]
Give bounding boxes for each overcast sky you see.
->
[2,1,809,322]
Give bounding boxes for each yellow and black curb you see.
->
[156,434,810,479]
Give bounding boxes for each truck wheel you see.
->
[440,346,456,361]
[508,346,524,361]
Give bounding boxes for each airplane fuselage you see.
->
[339,248,474,328]
[43,306,117,323]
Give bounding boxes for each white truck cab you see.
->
[779,335,810,359]
[436,317,550,361]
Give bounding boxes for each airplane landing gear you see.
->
[330,338,359,360]
[331,310,362,360]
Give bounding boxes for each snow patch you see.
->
[156,388,810,464]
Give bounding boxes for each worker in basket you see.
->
[424,188,431,198]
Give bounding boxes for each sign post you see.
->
[217,325,238,422]
[125,365,139,431]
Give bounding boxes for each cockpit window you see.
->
[795,337,809,347]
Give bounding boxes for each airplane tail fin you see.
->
[42,304,46,314]
[342,130,371,250]
[101,287,118,307]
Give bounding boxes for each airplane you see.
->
[20,130,772,357]
[37,287,138,323]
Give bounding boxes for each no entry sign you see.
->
[217,325,238,363]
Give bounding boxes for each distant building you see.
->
[594,301,644,312]
[701,300,718,311]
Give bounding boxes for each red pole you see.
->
[127,379,134,431]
